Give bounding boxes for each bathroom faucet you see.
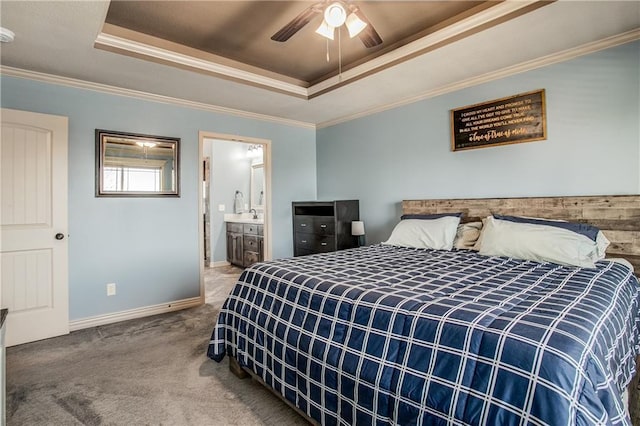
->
[249,209,258,219]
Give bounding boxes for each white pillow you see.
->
[384,216,461,250]
[478,216,602,268]
[484,214,610,260]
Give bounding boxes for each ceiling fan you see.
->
[271,1,383,48]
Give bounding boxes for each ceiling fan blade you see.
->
[355,9,382,48]
[271,4,322,42]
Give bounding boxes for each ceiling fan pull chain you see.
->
[338,27,342,81]
[326,39,330,62]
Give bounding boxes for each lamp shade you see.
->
[345,12,367,38]
[351,221,365,236]
[315,19,335,40]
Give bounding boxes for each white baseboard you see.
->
[211,260,230,268]
[68,297,203,332]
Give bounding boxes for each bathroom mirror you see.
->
[96,129,180,197]
[250,163,265,210]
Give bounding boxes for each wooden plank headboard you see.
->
[402,195,640,276]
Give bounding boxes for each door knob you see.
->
[55,233,65,240]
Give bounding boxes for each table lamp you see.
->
[351,221,365,247]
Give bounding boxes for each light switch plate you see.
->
[107,283,116,296]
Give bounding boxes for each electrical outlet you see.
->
[218,204,225,212]
[107,282,116,296]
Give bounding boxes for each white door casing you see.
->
[1,108,69,347]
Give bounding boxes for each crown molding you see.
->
[2,29,637,131]
[94,1,543,100]
[316,28,640,129]
[95,31,310,98]
[0,66,316,130]
[307,0,544,97]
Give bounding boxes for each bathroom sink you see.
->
[224,214,263,224]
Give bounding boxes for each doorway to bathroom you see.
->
[198,132,271,296]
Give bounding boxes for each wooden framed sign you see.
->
[450,89,546,151]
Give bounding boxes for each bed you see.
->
[207,195,640,425]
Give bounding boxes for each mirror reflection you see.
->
[96,130,179,197]
[251,163,265,210]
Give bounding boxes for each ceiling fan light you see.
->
[315,19,335,40]
[136,142,157,148]
[324,2,347,27]
[0,27,15,43]
[345,12,367,38]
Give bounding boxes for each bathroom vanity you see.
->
[225,218,264,268]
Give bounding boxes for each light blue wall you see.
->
[317,41,640,245]
[0,75,316,320]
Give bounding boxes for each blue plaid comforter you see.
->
[207,245,640,425]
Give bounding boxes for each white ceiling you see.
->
[0,1,639,128]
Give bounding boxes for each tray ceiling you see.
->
[103,1,489,85]
[98,1,547,97]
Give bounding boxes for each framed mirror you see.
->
[96,129,180,197]
[250,163,265,210]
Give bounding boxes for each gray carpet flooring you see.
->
[7,265,307,425]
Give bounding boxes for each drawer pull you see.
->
[301,240,307,243]
[320,224,327,228]
[321,242,327,246]
[300,223,307,227]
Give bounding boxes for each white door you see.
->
[0,108,69,347]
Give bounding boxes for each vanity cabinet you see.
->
[226,222,263,267]
[292,200,359,257]
[226,223,244,267]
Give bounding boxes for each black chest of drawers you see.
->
[292,200,359,256]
